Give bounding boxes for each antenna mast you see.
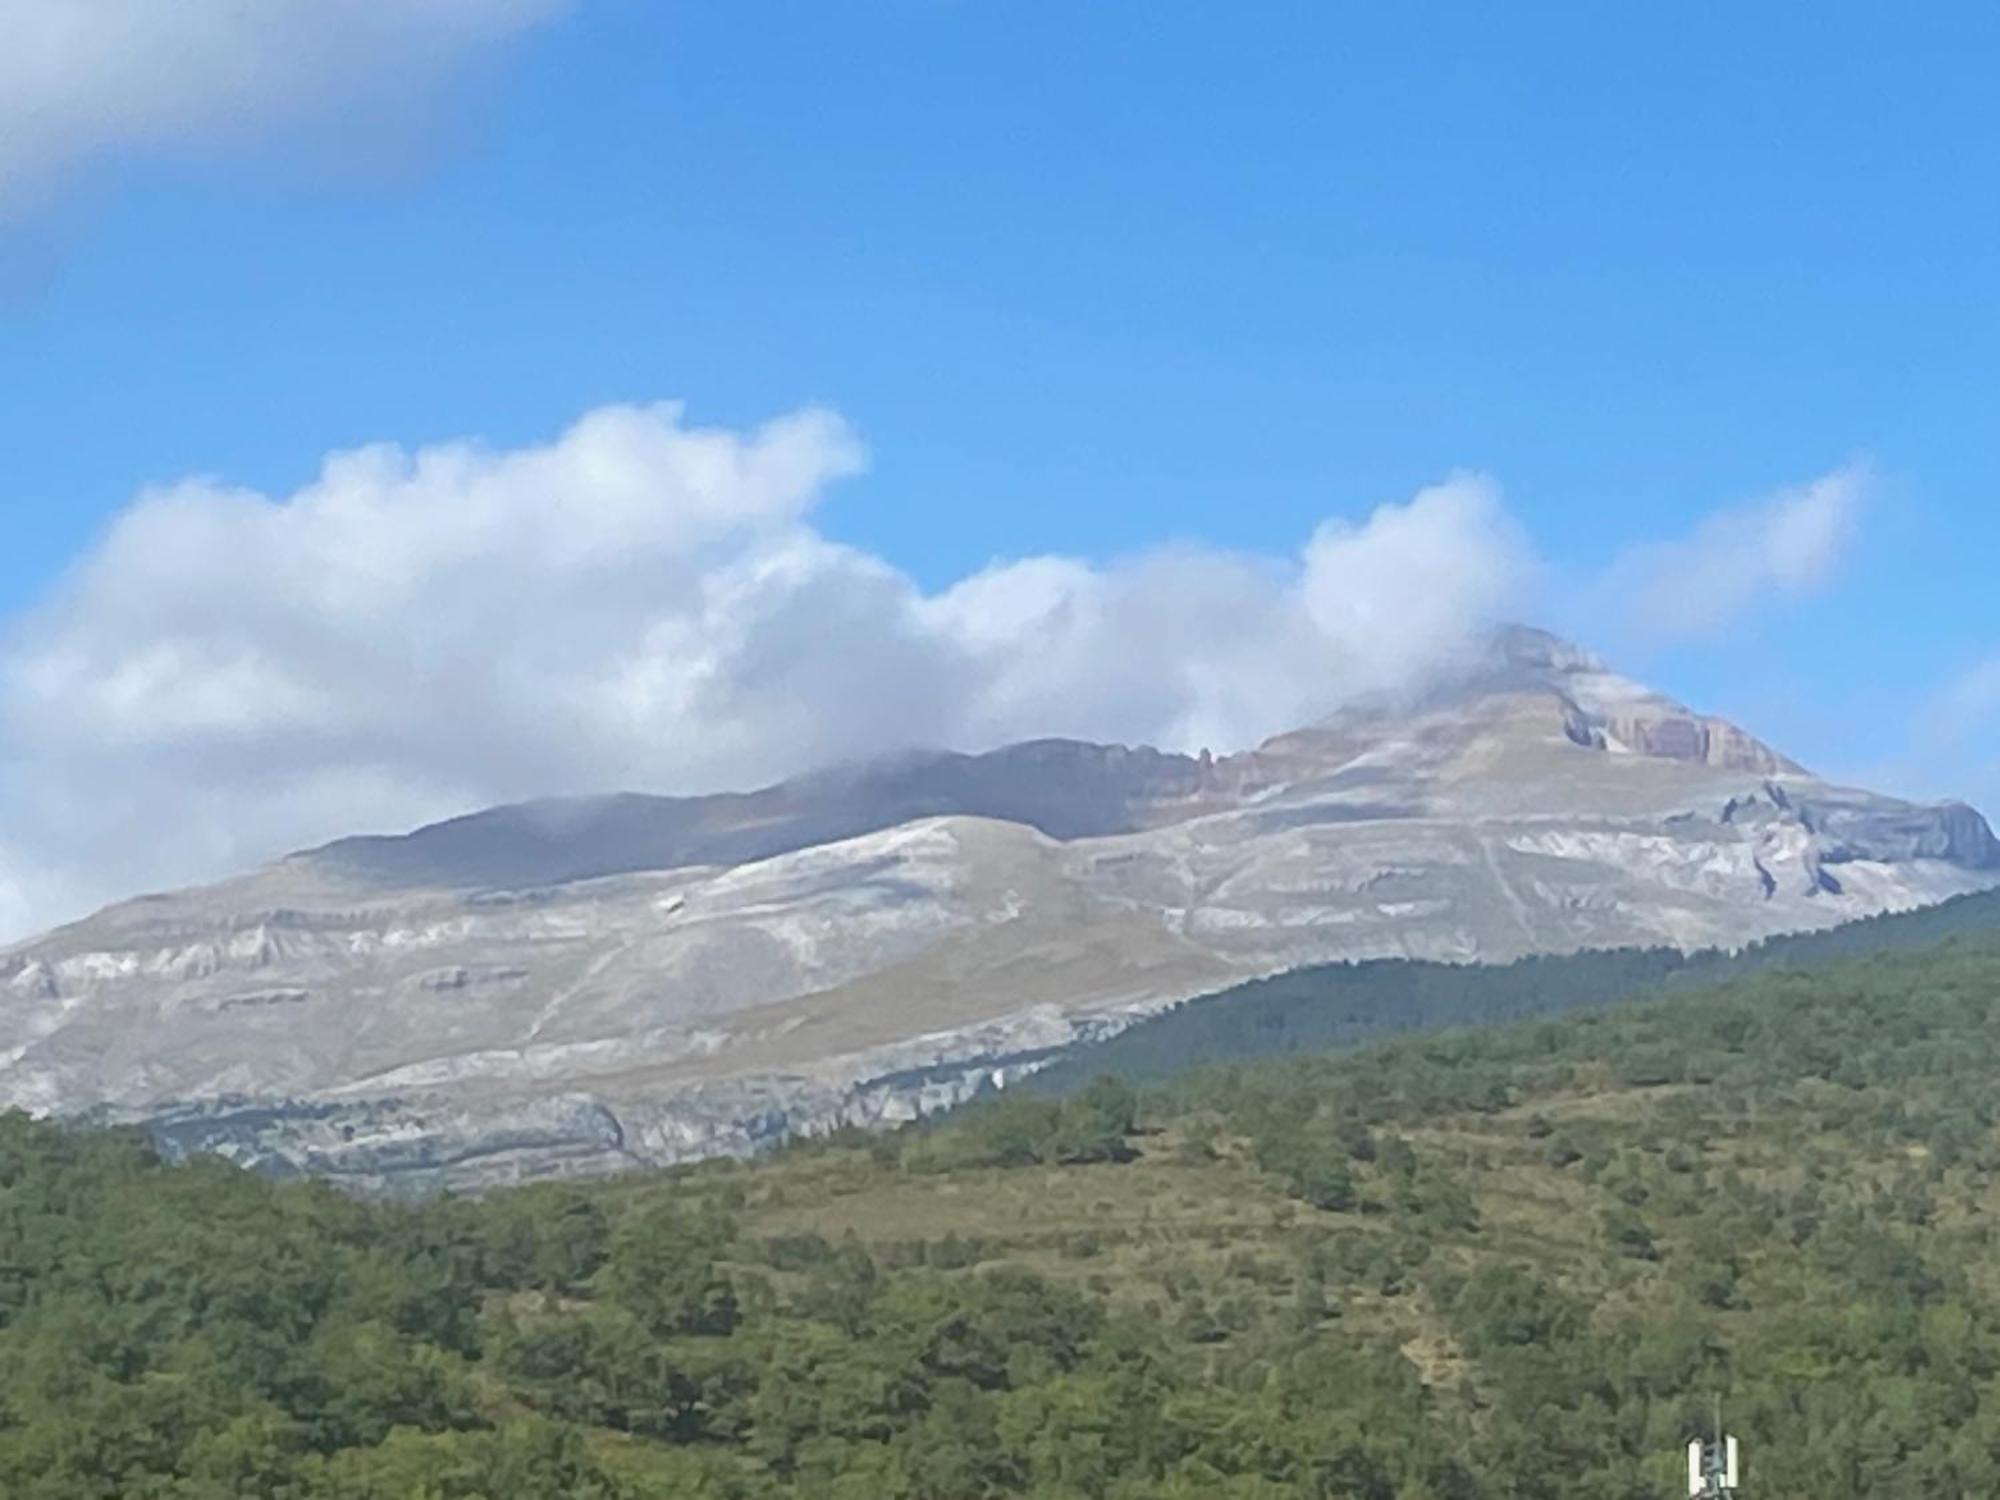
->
[1686,1405,1741,1498]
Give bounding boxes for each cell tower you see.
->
[1685,1405,1741,1498]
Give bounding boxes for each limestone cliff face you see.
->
[3,627,1994,1191]
[1596,713,1802,774]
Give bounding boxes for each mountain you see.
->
[2,627,1995,1190]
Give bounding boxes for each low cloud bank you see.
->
[0,402,1862,937]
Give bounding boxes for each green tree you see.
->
[601,1209,740,1338]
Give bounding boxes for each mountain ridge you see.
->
[280,624,1953,894]
[3,626,1995,1190]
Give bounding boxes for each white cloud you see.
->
[1599,464,1867,642]
[0,0,567,216]
[0,404,1536,937]
[921,475,1535,758]
[1299,474,1539,695]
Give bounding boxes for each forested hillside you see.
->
[1032,886,2000,1090]
[8,924,2000,1497]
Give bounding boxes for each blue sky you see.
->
[0,2,1996,932]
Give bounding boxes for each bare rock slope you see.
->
[3,628,1994,1190]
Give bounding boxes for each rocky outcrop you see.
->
[1798,793,2000,869]
[1597,712,1803,775]
[107,1006,1141,1196]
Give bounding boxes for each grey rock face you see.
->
[3,627,1994,1191]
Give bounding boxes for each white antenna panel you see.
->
[1687,1439,1704,1497]
[1724,1435,1740,1489]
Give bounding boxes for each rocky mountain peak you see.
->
[1271,625,1806,782]
[1461,624,1808,777]
[1484,622,1613,678]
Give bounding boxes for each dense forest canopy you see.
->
[1031,886,2000,1091]
[5,909,2000,1497]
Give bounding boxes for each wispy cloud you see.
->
[1596,464,1868,643]
[0,0,568,219]
[1934,658,2000,740]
